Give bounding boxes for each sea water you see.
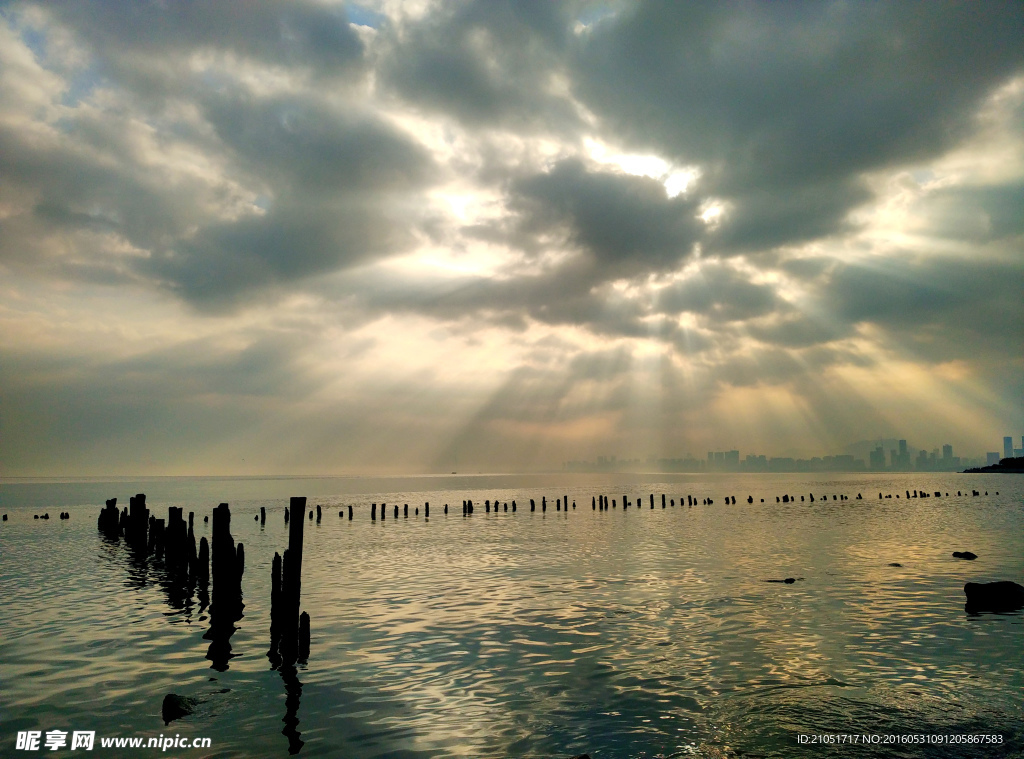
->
[1,473,1022,758]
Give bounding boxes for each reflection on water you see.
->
[0,473,1022,757]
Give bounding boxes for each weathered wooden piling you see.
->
[204,503,243,671]
[371,503,377,520]
[542,496,546,512]
[196,537,210,585]
[425,502,429,518]
[512,500,516,512]
[280,497,305,663]
[270,552,282,638]
[298,611,310,664]
[98,497,120,535]
[285,506,290,523]
[127,494,150,550]
[404,504,409,518]
[382,502,387,521]
[394,505,398,519]
[211,503,244,620]
[316,504,322,522]
[148,517,164,557]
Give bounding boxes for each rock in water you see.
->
[162,694,197,725]
[952,551,978,560]
[964,581,1024,613]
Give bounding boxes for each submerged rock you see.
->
[964,581,1024,613]
[888,563,903,567]
[952,551,978,560]
[161,693,197,725]
[764,577,801,584]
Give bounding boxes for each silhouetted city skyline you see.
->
[565,435,1023,473]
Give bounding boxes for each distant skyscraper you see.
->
[1005,436,1014,459]
[896,439,910,470]
[942,444,952,460]
[987,452,1001,466]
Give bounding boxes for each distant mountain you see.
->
[964,457,1024,473]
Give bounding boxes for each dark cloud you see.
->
[144,201,414,306]
[44,1,363,96]
[573,1,1024,248]
[708,179,872,252]
[0,30,436,305]
[0,113,219,273]
[200,91,434,193]
[824,253,1024,361]
[380,0,578,131]
[510,158,703,271]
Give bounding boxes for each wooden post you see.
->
[298,611,310,664]
[281,497,305,663]
[197,537,210,585]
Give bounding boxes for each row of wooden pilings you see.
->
[97,494,309,669]
[97,494,212,586]
[304,489,1002,521]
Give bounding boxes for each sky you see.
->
[1,1,1022,476]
